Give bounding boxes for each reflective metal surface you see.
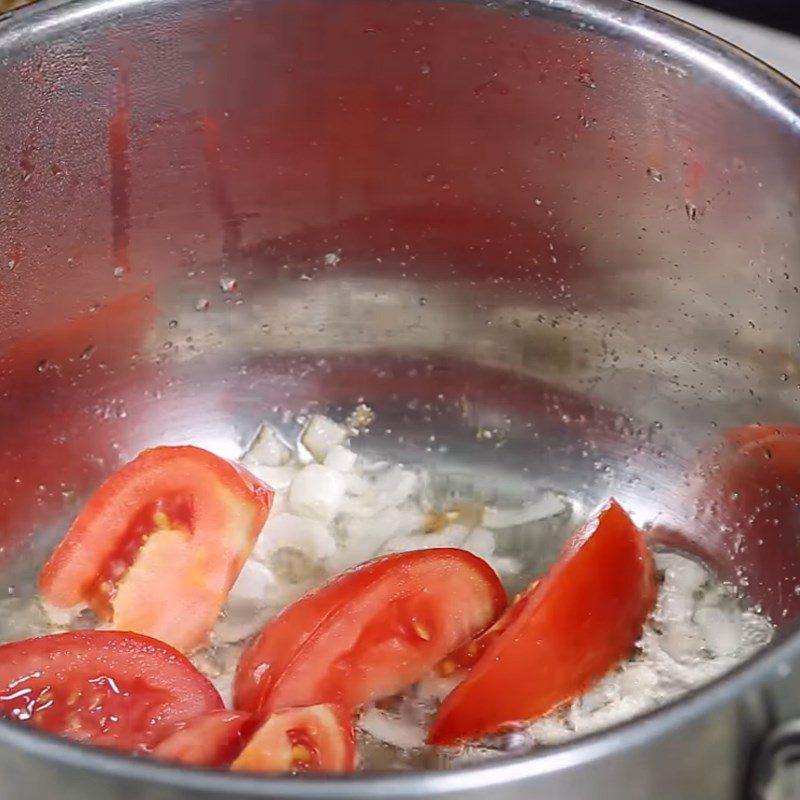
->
[1,0,800,797]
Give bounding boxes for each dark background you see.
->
[687,0,800,34]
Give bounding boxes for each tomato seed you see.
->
[411,620,431,641]
[291,744,314,767]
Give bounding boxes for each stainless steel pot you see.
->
[1,0,800,797]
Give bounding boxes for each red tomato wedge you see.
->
[429,499,656,744]
[152,710,255,767]
[39,446,273,652]
[0,631,223,751]
[231,704,355,773]
[234,549,506,715]
[436,581,539,677]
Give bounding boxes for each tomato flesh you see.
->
[231,704,355,773]
[234,548,505,716]
[429,499,656,744]
[233,564,359,714]
[0,631,223,751]
[39,446,273,652]
[93,493,194,618]
[152,710,255,767]
[436,582,538,676]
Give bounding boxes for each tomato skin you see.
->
[436,582,538,676]
[39,446,273,652]
[231,704,355,773]
[234,549,506,716]
[151,710,255,767]
[233,567,357,714]
[429,500,656,744]
[0,631,223,751]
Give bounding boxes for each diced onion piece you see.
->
[245,424,292,467]
[216,562,279,644]
[215,606,276,646]
[289,465,346,522]
[486,556,522,576]
[618,663,659,695]
[572,675,620,716]
[0,598,61,642]
[324,445,357,473]
[211,671,235,708]
[380,524,472,555]
[527,718,575,747]
[658,622,705,663]
[247,464,299,491]
[268,489,290,517]
[655,551,708,595]
[483,492,567,529]
[415,673,463,704]
[694,605,743,657]
[342,467,418,518]
[740,612,774,652]
[40,600,86,628]
[255,512,337,562]
[463,527,496,560]
[301,415,348,463]
[328,508,423,573]
[358,708,426,750]
[341,507,424,545]
[656,554,707,624]
[227,559,277,605]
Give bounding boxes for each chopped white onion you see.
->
[486,555,522,576]
[255,512,337,562]
[343,470,369,495]
[740,611,775,652]
[342,467,419,518]
[526,718,574,747]
[381,523,471,555]
[244,424,292,467]
[329,508,421,572]
[54,410,767,767]
[211,670,235,707]
[269,488,290,516]
[214,605,275,645]
[656,551,708,594]
[324,444,358,473]
[301,415,348,462]
[618,663,660,695]
[483,492,567,529]
[247,463,299,491]
[289,464,347,522]
[342,506,424,545]
[327,538,384,574]
[415,673,462,703]
[657,580,698,624]
[227,559,276,604]
[658,621,705,663]
[694,604,743,657]
[657,556,707,624]
[571,676,619,717]
[41,601,86,628]
[358,708,426,749]
[463,527,496,560]
[0,598,59,642]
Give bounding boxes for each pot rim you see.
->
[1,0,800,794]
